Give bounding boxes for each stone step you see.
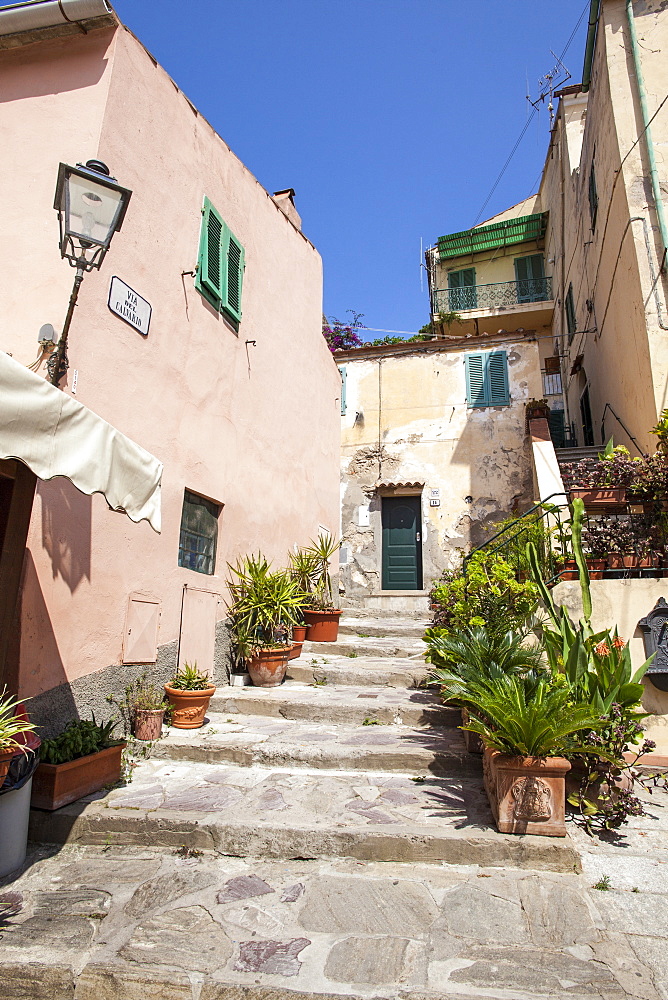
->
[287,654,429,689]
[211,681,458,728]
[302,634,424,659]
[149,713,474,777]
[555,446,600,462]
[337,618,428,639]
[29,758,580,872]
[339,604,430,620]
[342,593,431,614]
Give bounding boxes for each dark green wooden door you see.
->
[382,496,422,590]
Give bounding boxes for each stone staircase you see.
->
[29,613,579,872]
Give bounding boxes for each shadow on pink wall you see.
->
[17,551,70,705]
[39,479,91,593]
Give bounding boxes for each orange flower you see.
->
[594,640,611,657]
[612,635,627,650]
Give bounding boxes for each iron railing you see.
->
[433,276,553,314]
[463,493,668,585]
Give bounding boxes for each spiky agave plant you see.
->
[0,688,36,757]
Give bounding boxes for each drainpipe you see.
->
[581,0,601,93]
[625,0,668,272]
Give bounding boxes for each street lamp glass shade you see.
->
[54,161,132,267]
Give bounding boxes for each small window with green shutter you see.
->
[195,196,245,325]
[465,350,509,408]
[339,366,347,415]
[588,162,598,230]
[565,283,577,344]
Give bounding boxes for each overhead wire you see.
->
[471,1,590,228]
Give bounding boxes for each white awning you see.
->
[0,351,162,532]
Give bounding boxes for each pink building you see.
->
[0,2,340,731]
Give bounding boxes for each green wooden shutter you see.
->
[448,268,477,310]
[196,197,224,305]
[565,283,577,342]
[223,226,245,323]
[339,366,347,415]
[514,255,545,302]
[465,352,487,407]
[486,351,509,406]
[588,164,598,229]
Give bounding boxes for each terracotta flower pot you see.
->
[292,625,308,644]
[560,559,578,581]
[303,608,342,642]
[164,685,216,729]
[248,647,290,687]
[483,747,571,837]
[570,487,626,508]
[460,708,485,755]
[288,642,303,661]
[31,743,126,812]
[132,708,164,741]
[586,558,607,580]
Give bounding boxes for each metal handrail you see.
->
[462,493,569,577]
[600,402,648,458]
[433,276,553,314]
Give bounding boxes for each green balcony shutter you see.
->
[487,350,509,406]
[223,226,245,323]
[197,197,224,305]
[565,283,577,343]
[339,365,347,415]
[465,352,487,407]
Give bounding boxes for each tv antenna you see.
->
[526,51,571,128]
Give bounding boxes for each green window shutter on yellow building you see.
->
[465,350,509,407]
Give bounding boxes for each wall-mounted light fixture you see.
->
[48,160,132,386]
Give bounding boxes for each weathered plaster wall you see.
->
[539,0,668,454]
[338,338,542,604]
[0,25,340,703]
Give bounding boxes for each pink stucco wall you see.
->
[0,26,340,698]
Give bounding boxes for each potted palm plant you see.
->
[460,674,605,836]
[302,532,342,642]
[0,692,39,878]
[226,554,306,686]
[164,663,216,728]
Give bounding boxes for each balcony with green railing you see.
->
[433,276,553,314]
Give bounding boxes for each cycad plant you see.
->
[424,626,545,703]
[460,674,606,758]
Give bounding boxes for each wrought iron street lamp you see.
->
[48,160,132,386]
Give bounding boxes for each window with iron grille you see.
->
[178,490,220,575]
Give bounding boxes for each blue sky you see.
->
[112,0,590,339]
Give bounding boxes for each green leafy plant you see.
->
[430,550,539,636]
[169,662,211,691]
[0,687,36,756]
[592,875,612,890]
[40,716,124,766]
